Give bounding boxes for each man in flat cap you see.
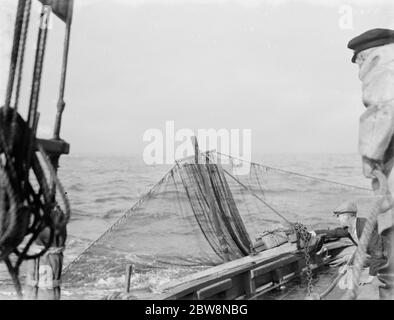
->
[310,200,385,287]
[348,28,394,299]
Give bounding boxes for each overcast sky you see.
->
[1,0,394,156]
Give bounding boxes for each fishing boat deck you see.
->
[146,240,351,300]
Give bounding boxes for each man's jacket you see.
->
[315,217,387,275]
[358,44,394,186]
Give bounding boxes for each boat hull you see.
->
[149,240,352,300]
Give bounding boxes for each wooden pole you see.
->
[53,0,73,140]
[191,136,199,164]
[124,264,133,293]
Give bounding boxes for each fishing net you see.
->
[62,151,375,298]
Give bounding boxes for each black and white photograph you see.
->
[1,0,394,305]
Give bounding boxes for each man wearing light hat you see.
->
[348,28,394,299]
[311,200,385,286]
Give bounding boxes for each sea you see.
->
[0,153,372,299]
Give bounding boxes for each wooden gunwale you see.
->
[150,240,351,300]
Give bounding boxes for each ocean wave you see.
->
[68,183,85,192]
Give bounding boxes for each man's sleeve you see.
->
[366,229,388,276]
[315,227,350,240]
[359,103,394,161]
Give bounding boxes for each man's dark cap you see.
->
[348,28,394,63]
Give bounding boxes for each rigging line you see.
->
[215,151,371,192]
[12,0,31,111]
[62,164,177,274]
[344,169,389,300]
[27,4,50,128]
[9,0,32,148]
[3,0,26,111]
[23,4,51,191]
[245,165,264,215]
[252,163,265,196]
[223,168,293,227]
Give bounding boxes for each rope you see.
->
[26,4,50,127]
[223,168,293,227]
[0,165,20,257]
[319,250,357,299]
[0,115,68,296]
[215,151,371,192]
[342,169,389,300]
[37,144,71,226]
[0,0,30,299]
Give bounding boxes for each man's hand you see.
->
[329,253,353,267]
[308,230,317,237]
[359,275,375,286]
[362,156,383,179]
[362,156,377,178]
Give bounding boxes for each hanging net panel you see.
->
[62,151,374,299]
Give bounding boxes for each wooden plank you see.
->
[124,264,133,293]
[164,243,296,288]
[254,272,274,289]
[251,255,299,279]
[244,271,255,298]
[158,243,297,295]
[196,279,232,300]
[272,261,300,283]
[155,240,351,300]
